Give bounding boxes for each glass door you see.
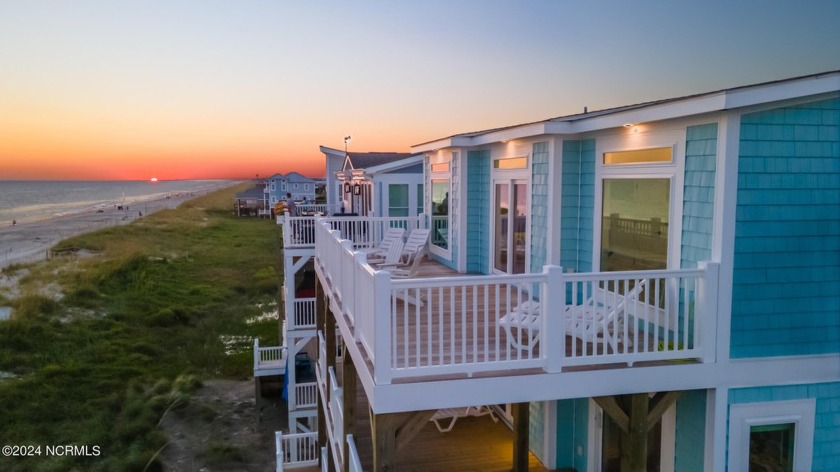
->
[494,180,527,274]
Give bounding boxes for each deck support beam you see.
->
[593,391,683,472]
[512,402,530,472]
[315,275,334,471]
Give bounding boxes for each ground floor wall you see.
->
[727,381,840,472]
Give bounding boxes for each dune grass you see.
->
[0,184,283,471]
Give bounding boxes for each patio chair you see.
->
[430,405,498,433]
[363,227,405,262]
[393,228,430,265]
[499,278,648,351]
[369,239,405,268]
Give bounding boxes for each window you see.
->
[600,179,670,271]
[388,184,409,217]
[416,184,424,215]
[431,162,450,172]
[729,399,816,472]
[604,147,672,165]
[494,156,527,169]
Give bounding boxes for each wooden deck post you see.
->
[593,391,683,472]
[342,345,357,472]
[512,402,530,472]
[370,411,400,472]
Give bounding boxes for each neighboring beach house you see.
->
[264,172,317,210]
[272,72,839,471]
[233,184,267,217]
[321,146,424,217]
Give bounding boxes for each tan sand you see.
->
[0,184,234,269]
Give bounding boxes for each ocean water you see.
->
[0,180,234,226]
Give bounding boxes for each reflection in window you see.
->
[601,179,669,272]
[431,180,449,250]
[750,423,795,472]
[416,184,424,215]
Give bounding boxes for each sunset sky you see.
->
[1,1,839,181]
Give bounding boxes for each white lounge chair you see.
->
[363,227,405,262]
[391,228,430,266]
[430,405,498,433]
[499,279,648,351]
[369,239,405,268]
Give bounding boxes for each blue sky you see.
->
[1,0,838,179]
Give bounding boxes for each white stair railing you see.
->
[275,431,319,470]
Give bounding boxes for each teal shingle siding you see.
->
[466,150,490,273]
[555,398,589,471]
[530,142,550,273]
[731,98,840,358]
[561,139,596,273]
[675,389,707,471]
[530,401,545,463]
[682,123,718,269]
[728,382,840,472]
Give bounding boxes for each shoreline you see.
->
[0,182,238,270]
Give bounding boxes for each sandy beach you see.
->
[0,184,233,269]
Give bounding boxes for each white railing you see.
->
[347,434,364,472]
[293,298,317,329]
[320,446,329,472]
[254,339,286,376]
[293,381,318,410]
[328,367,344,464]
[314,219,720,384]
[288,214,425,249]
[275,431,319,471]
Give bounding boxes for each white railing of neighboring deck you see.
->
[347,434,364,472]
[292,381,318,410]
[254,338,286,376]
[275,431,319,471]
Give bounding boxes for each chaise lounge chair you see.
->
[499,278,648,351]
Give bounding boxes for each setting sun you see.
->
[150,177,158,183]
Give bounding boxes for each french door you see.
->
[493,179,528,274]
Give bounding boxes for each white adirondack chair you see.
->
[364,227,405,262]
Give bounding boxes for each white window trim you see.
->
[429,153,453,260]
[728,399,816,472]
[593,134,685,272]
[490,157,531,275]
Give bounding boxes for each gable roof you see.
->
[412,70,840,151]
[285,172,314,183]
[320,145,415,171]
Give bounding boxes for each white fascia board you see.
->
[367,363,720,414]
[567,94,728,134]
[364,154,425,175]
[723,354,840,389]
[724,73,840,109]
[412,136,473,153]
[319,145,345,157]
[467,122,552,146]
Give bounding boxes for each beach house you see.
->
[273,71,839,471]
[321,146,424,217]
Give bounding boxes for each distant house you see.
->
[284,172,317,203]
[234,184,267,217]
[264,173,286,209]
[321,146,424,216]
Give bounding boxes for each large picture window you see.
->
[600,178,670,272]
